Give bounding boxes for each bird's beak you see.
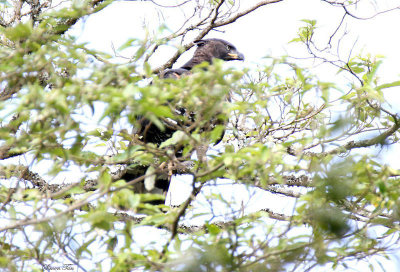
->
[227,52,245,61]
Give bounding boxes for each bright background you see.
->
[66,0,400,270]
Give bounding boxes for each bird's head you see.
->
[193,38,245,62]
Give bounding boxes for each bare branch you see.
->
[304,119,400,158]
[152,0,283,73]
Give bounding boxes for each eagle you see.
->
[140,38,244,144]
[124,38,244,204]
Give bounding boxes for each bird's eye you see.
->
[226,45,231,51]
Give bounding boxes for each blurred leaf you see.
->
[144,166,156,191]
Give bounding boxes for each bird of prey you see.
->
[124,38,244,204]
[140,38,244,144]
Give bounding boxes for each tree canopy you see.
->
[1,0,400,271]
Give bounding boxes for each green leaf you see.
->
[111,145,143,162]
[159,130,188,148]
[4,22,33,41]
[99,171,112,186]
[141,213,169,226]
[118,38,138,51]
[376,80,400,91]
[206,223,221,235]
[107,236,118,251]
[76,237,96,258]
[144,166,156,191]
[84,210,116,231]
[210,125,225,143]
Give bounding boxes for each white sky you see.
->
[75,0,400,75]
[67,0,400,271]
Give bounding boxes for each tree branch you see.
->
[152,0,283,74]
[304,119,400,158]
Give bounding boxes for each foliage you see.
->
[0,1,399,272]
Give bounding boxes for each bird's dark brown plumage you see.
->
[126,39,244,203]
[139,39,244,144]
